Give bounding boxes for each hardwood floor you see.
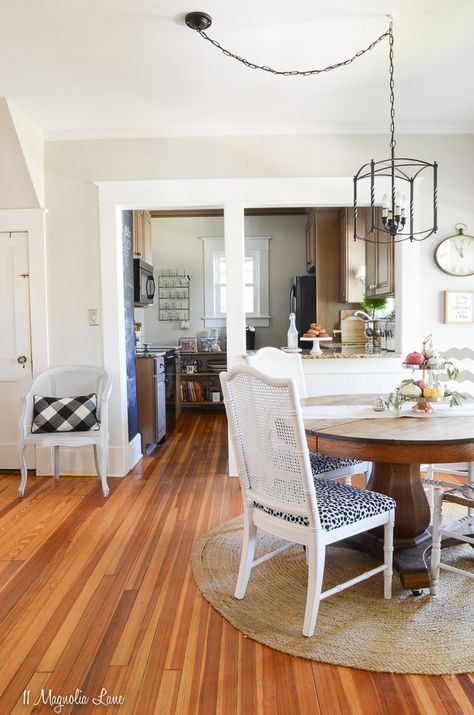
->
[0,411,472,715]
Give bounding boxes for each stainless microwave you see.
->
[133,259,155,306]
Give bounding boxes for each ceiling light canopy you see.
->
[185,12,438,244]
[185,12,212,32]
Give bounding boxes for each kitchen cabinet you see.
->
[304,208,342,333]
[340,207,366,304]
[305,210,316,273]
[365,208,394,296]
[314,209,341,336]
[133,210,152,265]
[179,352,226,407]
[136,356,166,452]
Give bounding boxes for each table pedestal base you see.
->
[391,540,431,591]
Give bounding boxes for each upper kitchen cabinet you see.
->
[133,210,152,265]
[340,207,366,304]
[305,210,316,273]
[365,208,394,296]
[314,208,341,335]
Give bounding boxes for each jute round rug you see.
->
[192,515,474,675]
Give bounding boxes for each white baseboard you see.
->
[0,443,35,470]
[36,444,132,478]
[127,433,143,472]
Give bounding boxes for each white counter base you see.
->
[302,356,405,397]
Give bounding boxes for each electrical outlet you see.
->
[88,309,100,326]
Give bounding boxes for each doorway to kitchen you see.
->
[97,176,417,477]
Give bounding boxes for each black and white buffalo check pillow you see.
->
[31,394,100,433]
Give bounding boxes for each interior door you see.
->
[0,232,35,468]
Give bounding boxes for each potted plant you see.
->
[357,296,389,352]
[360,295,388,319]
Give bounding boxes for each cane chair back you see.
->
[247,347,307,397]
[223,365,318,523]
[247,347,370,485]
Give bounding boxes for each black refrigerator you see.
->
[289,275,317,348]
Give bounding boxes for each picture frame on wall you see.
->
[444,291,474,323]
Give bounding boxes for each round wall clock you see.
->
[434,224,474,276]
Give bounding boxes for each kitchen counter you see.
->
[301,349,402,360]
[136,345,181,358]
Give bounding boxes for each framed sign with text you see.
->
[444,291,474,323]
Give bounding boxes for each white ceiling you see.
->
[1,0,473,140]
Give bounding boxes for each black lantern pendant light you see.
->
[185,13,438,244]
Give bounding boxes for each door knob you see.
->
[17,356,27,366]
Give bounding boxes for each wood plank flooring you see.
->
[0,411,472,715]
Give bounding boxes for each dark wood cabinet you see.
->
[365,208,394,296]
[305,211,316,273]
[314,209,341,336]
[136,356,166,453]
[340,208,366,304]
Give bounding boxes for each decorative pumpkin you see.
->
[426,355,445,369]
[399,382,422,398]
[404,351,425,366]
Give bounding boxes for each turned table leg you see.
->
[369,462,432,590]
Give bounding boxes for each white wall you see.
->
[7,99,44,207]
[0,98,41,209]
[45,133,474,367]
[142,215,224,347]
[246,214,306,348]
[415,137,474,351]
[139,213,306,349]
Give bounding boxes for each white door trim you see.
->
[95,177,414,476]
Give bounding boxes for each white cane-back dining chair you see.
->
[247,347,371,484]
[220,365,395,637]
[422,349,474,510]
[18,366,112,497]
[428,480,474,594]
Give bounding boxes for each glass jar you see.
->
[287,313,298,350]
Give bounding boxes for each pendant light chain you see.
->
[388,24,396,150]
[196,27,390,77]
[186,12,438,243]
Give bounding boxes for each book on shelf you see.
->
[180,380,205,402]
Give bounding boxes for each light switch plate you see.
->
[88,309,100,326]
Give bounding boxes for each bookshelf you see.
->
[179,351,226,407]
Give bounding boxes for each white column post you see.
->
[224,202,245,476]
[98,202,130,476]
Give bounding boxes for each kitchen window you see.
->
[202,237,270,328]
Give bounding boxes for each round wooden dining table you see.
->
[302,394,474,590]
